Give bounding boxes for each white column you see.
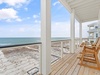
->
[70,9,75,53]
[41,0,51,75]
[79,22,82,44]
[98,10,100,37]
[98,9,100,20]
[98,10,100,58]
[39,44,42,74]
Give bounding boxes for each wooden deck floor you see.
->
[50,48,100,75]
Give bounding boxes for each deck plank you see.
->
[82,62,89,75]
[51,54,71,69]
[88,63,98,75]
[78,66,85,75]
[83,67,89,75]
[96,70,100,75]
[50,54,77,75]
[71,63,80,75]
[60,55,78,75]
[55,54,78,75]
[67,59,80,75]
[49,48,100,75]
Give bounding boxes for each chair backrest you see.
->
[80,37,100,47]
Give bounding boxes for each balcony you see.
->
[88,29,98,33]
[0,0,100,75]
[0,38,87,75]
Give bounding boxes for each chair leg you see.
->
[80,51,85,65]
[79,52,100,70]
[94,52,100,70]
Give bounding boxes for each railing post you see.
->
[39,44,42,74]
[69,40,71,53]
[76,40,79,48]
[61,41,63,58]
[78,39,80,47]
[74,39,76,49]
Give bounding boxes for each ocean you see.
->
[0,37,68,46]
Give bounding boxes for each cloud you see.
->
[33,15,39,19]
[27,17,30,19]
[24,7,28,11]
[16,18,22,22]
[0,0,31,7]
[53,1,60,6]
[33,14,40,24]
[6,25,41,37]
[19,28,25,32]
[52,22,70,37]
[53,1,63,10]
[51,20,96,38]
[0,8,18,19]
[0,8,22,22]
[34,20,40,24]
[6,19,12,22]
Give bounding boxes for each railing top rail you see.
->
[0,39,71,49]
[51,39,71,42]
[0,38,89,49]
[0,42,41,49]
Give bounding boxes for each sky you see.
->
[0,0,97,38]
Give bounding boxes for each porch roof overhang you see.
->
[59,0,100,23]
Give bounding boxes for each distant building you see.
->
[88,22,100,43]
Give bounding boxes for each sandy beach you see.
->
[0,42,71,75]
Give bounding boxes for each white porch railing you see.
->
[0,38,88,75]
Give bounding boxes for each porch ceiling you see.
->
[59,0,100,23]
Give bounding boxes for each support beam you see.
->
[79,22,82,44]
[82,17,97,23]
[70,9,75,53]
[70,0,100,8]
[41,0,51,75]
[98,9,100,20]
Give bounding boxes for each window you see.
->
[96,33,98,38]
[95,26,98,29]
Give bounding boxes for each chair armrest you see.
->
[80,42,86,47]
[85,45,95,49]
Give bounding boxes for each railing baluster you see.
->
[78,40,80,47]
[69,40,71,53]
[61,41,63,58]
[76,40,79,48]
